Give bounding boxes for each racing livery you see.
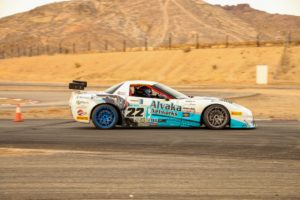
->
[69,80,255,129]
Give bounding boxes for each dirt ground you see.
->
[233,88,300,120]
[0,46,299,85]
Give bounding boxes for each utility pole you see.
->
[123,40,127,52]
[59,43,62,54]
[256,34,260,47]
[145,38,148,51]
[17,46,20,57]
[169,33,172,49]
[287,31,292,46]
[105,40,108,51]
[225,35,229,48]
[46,44,50,55]
[73,43,76,54]
[196,33,199,49]
[29,46,33,57]
[88,41,91,51]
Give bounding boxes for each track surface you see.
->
[0,90,251,108]
[0,120,299,199]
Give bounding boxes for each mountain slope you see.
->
[0,0,300,53]
[221,4,300,41]
[0,0,258,51]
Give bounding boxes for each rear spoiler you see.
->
[69,80,87,90]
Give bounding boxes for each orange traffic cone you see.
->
[14,104,23,122]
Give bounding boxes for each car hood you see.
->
[191,96,221,101]
[190,96,242,108]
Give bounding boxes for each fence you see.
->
[0,31,300,59]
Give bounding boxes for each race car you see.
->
[69,80,255,129]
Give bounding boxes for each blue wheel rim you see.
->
[95,107,115,129]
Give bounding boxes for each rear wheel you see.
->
[92,104,119,129]
[203,105,230,129]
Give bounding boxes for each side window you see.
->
[130,85,169,99]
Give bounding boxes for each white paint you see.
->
[256,65,268,85]
[16,105,21,113]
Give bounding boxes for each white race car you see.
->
[69,80,255,129]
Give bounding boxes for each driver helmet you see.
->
[137,86,152,97]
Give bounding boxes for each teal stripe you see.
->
[230,119,248,128]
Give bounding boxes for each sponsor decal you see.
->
[133,118,158,123]
[183,113,190,117]
[222,99,233,104]
[76,96,91,100]
[158,119,167,123]
[129,99,139,103]
[126,107,145,118]
[150,124,158,127]
[150,101,182,117]
[182,107,195,113]
[77,109,87,116]
[185,100,197,103]
[77,116,89,120]
[76,100,89,105]
[231,111,243,116]
[132,118,167,124]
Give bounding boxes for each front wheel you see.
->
[203,105,230,129]
[92,104,119,129]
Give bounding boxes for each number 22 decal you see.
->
[126,108,145,117]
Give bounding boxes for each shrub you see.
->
[75,62,82,68]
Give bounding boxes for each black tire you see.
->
[92,104,119,129]
[203,105,230,130]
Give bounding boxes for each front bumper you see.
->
[230,117,256,129]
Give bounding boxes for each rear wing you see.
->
[69,80,87,90]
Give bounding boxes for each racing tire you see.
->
[92,104,119,129]
[203,105,230,130]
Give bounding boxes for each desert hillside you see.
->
[1,0,300,54]
[221,4,300,41]
[0,46,299,85]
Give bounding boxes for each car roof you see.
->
[123,80,158,85]
[111,80,158,96]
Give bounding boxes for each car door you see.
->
[125,85,182,127]
[179,99,202,128]
[124,95,148,127]
[148,98,182,127]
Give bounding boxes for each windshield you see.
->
[104,82,123,94]
[153,83,188,99]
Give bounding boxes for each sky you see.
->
[0,0,67,18]
[0,0,300,18]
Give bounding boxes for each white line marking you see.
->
[255,119,272,121]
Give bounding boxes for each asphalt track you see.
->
[0,89,256,108]
[0,120,299,199]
